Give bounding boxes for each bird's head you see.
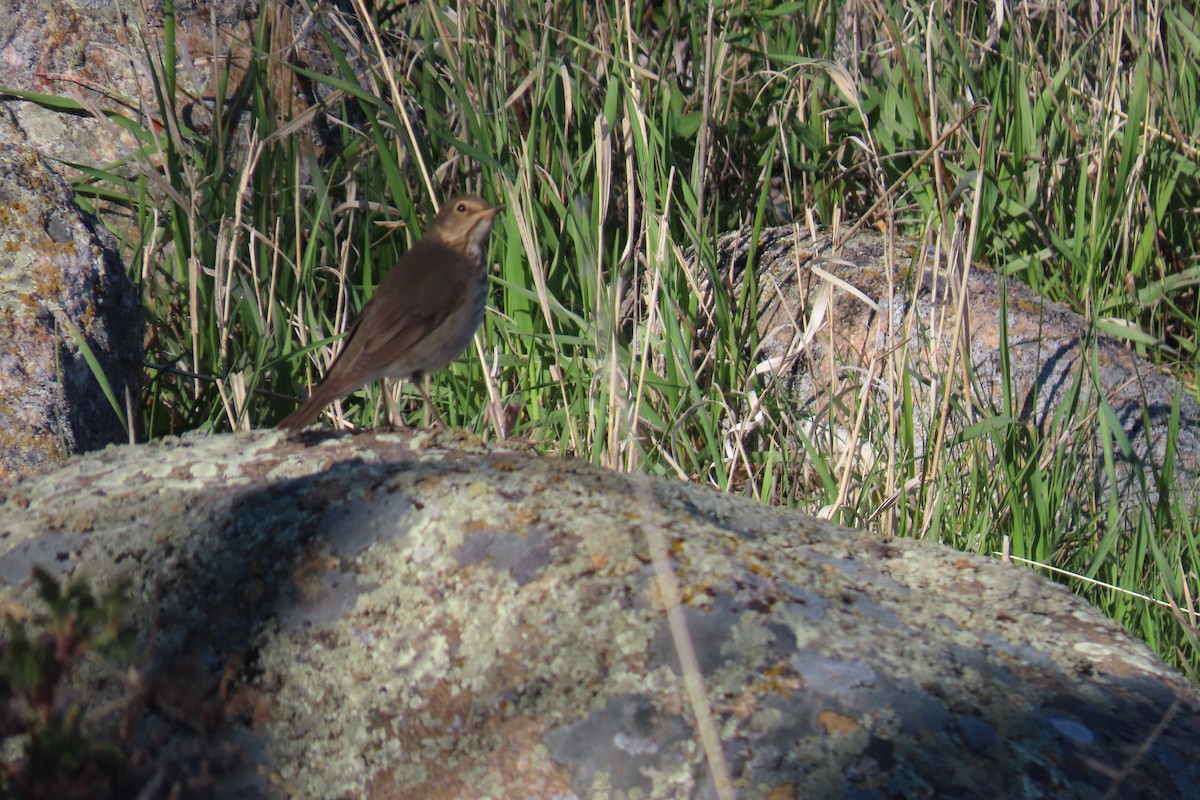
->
[427,195,504,258]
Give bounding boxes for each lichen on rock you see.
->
[0,430,1196,798]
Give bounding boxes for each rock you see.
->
[710,224,1200,510]
[0,430,1196,798]
[0,121,142,478]
[0,1,349,179]
[0,1,257,173]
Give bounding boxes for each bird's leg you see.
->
[382,381,407,430]
[415,374,447,428]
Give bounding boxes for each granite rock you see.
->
[708,224,1200,511]
[0,122,142,478]
[0,430,1196,798]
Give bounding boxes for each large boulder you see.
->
[0,1,348,180]
[0,122,142,478]
[0,0,258,173]
[709,224,1200,511]
[0,430,1196,798]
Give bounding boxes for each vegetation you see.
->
[1,571,130,798]
[4,0,1198,678]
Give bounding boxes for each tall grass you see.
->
[12,1,1199,675]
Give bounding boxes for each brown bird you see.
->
[279,195,503,432]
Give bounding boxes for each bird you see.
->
[278,195,503,432]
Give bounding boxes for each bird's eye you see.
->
[456,202,468,213]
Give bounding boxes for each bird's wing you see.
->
[344,239,473,374]
[279,240,477,429]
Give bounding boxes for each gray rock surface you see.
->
[1,430,1197,798]
[0,0,259,173]
[712,224,1200,509]
[0,121,142,478]
[0,0,348,181]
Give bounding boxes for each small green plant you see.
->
[1,569,131,799]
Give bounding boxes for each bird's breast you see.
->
[383,271,487,381]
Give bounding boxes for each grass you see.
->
[4,0,1198,678]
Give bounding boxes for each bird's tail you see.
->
[278,383,342,432]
